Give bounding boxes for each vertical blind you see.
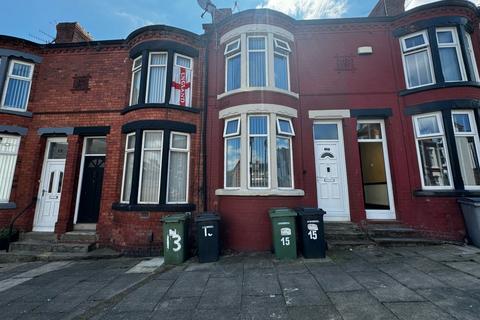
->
[248,37,267,87]
[227,54,241,91]
[147,53,168,103]
[274,54,288,90]
[139,131,163,203]
[0,135,20,202]
[168,134,189,203]
[249,115,269,188]
[3,62,33,110]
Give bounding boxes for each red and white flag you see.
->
[170,66,192,107]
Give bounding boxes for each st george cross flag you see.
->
[170,65,192,107]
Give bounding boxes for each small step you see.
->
[0,248,121,263]
[372,237,444,247]
[367,226,419,239]
[10,241,95,253]
[61,231,97,243]
[325,232,368,241]
[20,232,56,242]
[327,239,375,248]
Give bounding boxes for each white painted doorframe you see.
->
[313,120,350,222]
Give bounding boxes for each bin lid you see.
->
[162,213,187,223]
[458,197,480,206]
[195,212,221,222]
[269,207,297,218]
[294,207,326,216]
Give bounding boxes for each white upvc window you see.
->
[225,39,242,92]
[146,52,168,103]
[413,112,453,190]
[248,36,267,87]
[170,54,193,107]
[167,132,190,204]
[436,28,467,82]
[400,31,435,89]
[0,135,20,203]
[273,38,291,91]
[452,110,480,190]
[138,131,163,204]
[248,115,270,189]
[121,133,136,203]
[465,32,480,82]
[129,56,142,106]
[224,118,241,189]
[276,117,294,189]
[1,60,34,111]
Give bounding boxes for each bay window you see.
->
[400,31,435,89]
[413,113,453,189]
[224,117,241,188]
[146,52,168,103]
[0,135,20,203]
[1,60,34,111]
[452,110,480,189]
[436,28,466,82]
[167,133,190,203]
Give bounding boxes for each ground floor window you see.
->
[0,135,20,203]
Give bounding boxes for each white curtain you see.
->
[168,151,188,202]
[439,47,462,81]
[147,54,167,103]
[122,152,134,202]
[405,50,432,87]
[139,132,163,203]
[131,69,141,105]
[0,136,19,202]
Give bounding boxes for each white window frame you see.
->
[274,38,291,52]
[436,27,467,82]
[129,56,142,106]
[452,110,480,190]
[166,132,190,204]
[145,52,168,104]
[225,39,241,55]
[273,41,291,91]
[247,114,271,189]
[137,130,164,204]
[172,53,194,107]
[1,60,34,111]
[247,35,268,88]
[276,117,295,136]
[400,30,436,89]
[223,117,241,137]
[0,134,20,203]
[465,32,480,82]
[413,112,454,190]
[120,133,136,204]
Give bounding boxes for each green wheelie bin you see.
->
[269,208,297,260]
[162,213,188,265]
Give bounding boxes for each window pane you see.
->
[278,119,293,134]
[122,152,134,202]
[144,132,163,149]
[139,150,162,202]
[227,55,241,91]
[456,136,480,187]
[249,116,268,135]
[359,142,390,210]
[437,31,454,44]
[249,52,266,87]
[176,56,191,68]
[131,69,141,105]
[170,64,192,107]
[249,37,265,50]
[417,116,440,136]
[151,53,167,65]
[453,114,472,133]
[11,63,31,77]
[225,119,239,135]
[418,138,451,187]
[172,134,188,149]
[147,66,167,103]
[226,138,241,188]
[314,124,338,140]
[0,136,19,202]
[168,151,188,202]
[4,78,30,109]
[404,34,425,49]
[439,47,462,82]
[357,123,382,140]
[405,50,433,87]
[277,137,292,188]
[274,54,288,90]
[85,138,106,155]
[133,58,142,69]
[226,40,239,53]
[249,136,269,188]
[48,142,68,160]
[127,134,136,149]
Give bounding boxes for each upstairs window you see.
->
[130,57,142,105]
[248,37,267,87]
[170,54,193,107]
[146,52,168,104]
[436,28,466,82]
[274,39,291,90]
[465,33,480,82]
[400,31,435,89]
[225,39,241,92]
[1,60,34,111]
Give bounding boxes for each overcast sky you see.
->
[0,0,477,42]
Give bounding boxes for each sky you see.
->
[0,0,478,43]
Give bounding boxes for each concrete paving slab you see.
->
[379,263,446,289]
[197,276,242,309]
[126,257,164,273]
[155,296,200,311]
[385,301,455,320]
[243,269,281,296]
[445,261,480,278]
[287,305,343,320]
[88,274,148,301]
[241,295,288,320]
[112,279,173,312]
[418,287,480,320]
[166,271,210,298]
[328,290,397,320]
[194,307,241,320]
[278,272,330,306]
[309,265,363,292]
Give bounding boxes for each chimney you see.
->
[369,0,405,17]
[55,22,93,44]
[213,8,232,24]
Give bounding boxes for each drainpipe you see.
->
[202,32,211,212]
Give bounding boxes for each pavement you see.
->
[1,245,480,319]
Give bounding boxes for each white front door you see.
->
[314,121,350,221]
[33,138,67,232]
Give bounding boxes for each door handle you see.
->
[42,189,46,197]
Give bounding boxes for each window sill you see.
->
[215,189,305,197]
[121,103,201,115]
[0,202,16,210]
[0,108,32,118]
[217,87,299,100]
[112,203,196,212]
[400,81,480,96]
[413,189,480,197]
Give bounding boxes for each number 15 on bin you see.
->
[280,227,291,246]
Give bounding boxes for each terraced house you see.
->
[1,0,480,255]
